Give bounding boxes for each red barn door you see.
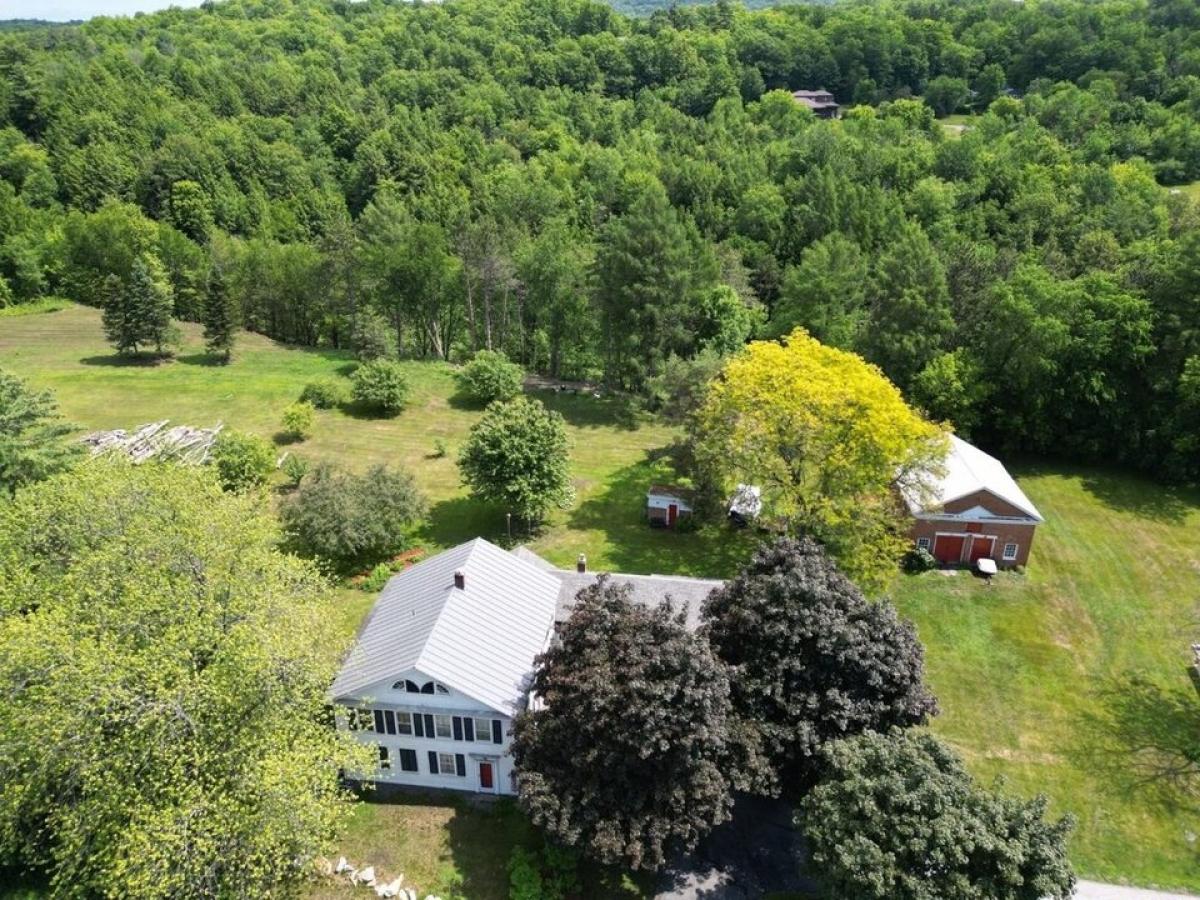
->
[933,534,966,564]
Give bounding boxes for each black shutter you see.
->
[455,753,466,777]
[400,749,417,772]
[424,714,435,737]
[464,718,475,742]
[384,710,396,735]
[428,751,438,774]
[452,716,463,741]
[372,710,384,733]
[413,714,424,738]
[492,719,502,744]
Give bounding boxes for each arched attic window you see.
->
[391,679,422,693]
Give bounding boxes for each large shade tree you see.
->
[692,328,948,589]
[701,538,937,790]
[801,728,1075,900]
[0,463,370,898]
[511,578,761,871]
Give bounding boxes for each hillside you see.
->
[5,303,1200,891]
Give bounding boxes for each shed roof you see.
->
[908,435,1042,521]
[647,484,695,500]
[330,538,560,715]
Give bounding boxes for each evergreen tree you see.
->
[0,369,81,496]
[102,254,178,358]
[594,183,718,391]
[203,267,237,362]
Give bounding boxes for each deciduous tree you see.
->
[800,729,1075,900]
[458,396,573,525]
[0,463,370,898]
[512,578,756,870]
[702,538,937,789]
[692,329,947,588]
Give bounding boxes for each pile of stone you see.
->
[317,856,442,900]
[81,420,223,465]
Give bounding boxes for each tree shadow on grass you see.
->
[417,496,513,550]
[79,353,170,367]
[535,390,643,431]
[176,352,229,367]
[1070,672,1200,811]
[1078,469,1197,526]
[568,449,758,579]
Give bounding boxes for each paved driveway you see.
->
[1076,881,1197,900]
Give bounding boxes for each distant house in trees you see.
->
[332,539,722,794]
[905,436,1042,568]
[646,484,695,528]
[792,89,841,118]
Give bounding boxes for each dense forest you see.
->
[2,0,1200,477]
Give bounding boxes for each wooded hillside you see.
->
[2,0,1199,476]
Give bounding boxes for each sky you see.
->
[2,0,204,21]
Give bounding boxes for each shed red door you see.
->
[667,504,678,527]
[933,534,965,564]
[969,536,995,562]
[479,762,494,790]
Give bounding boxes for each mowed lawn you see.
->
[894,466,1200,891]
[0,303,755,574]
[4,304,1200,892]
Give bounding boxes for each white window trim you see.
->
[916,537,931,551]
[437,752,458,776]
[434,715,453,739]
[396,712,413,735]
[1002,542,1019,561]
[473,717,492,742]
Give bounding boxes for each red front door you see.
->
[933,534,966,564]
[479,762,494,790]
[667,504,678,527]
[969,536,995,562]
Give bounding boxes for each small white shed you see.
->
[646,485,694,528]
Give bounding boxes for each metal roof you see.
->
[330,538,561,715]
[907,435,1043,522]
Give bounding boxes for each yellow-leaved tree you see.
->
[692,328,948,590]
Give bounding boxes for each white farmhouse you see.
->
[332,538,723,795]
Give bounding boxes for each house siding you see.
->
[334,668,517,795]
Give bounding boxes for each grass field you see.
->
[4,303,1200,892]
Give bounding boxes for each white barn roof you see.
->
[909,435,1042,521]
[331,538,560,715]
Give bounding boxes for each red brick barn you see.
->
[905,436,1042,569]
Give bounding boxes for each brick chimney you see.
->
[454,569,465,589]
[576,554,587,573]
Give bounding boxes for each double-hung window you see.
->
[378,746,391,770]
[437,753,457,775]
[1002,542,1019,561]
[473,718,492,742]
[434,715,453,739]
[916,537,931,552]
[396,712,413,735]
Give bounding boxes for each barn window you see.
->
[1003,542,1018,561]
[916,537,931,551]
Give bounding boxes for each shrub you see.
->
[507,846,543,900]
[360,562,394,592]
[432,438,448,458]
[210,430,275,492]
[901,546,937,573]
[280,463,427,571]
[299,379,348,410]
[457,350,524,404]
[281,453,309,487]
[281,401,315,441]
[351,359,409,416]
